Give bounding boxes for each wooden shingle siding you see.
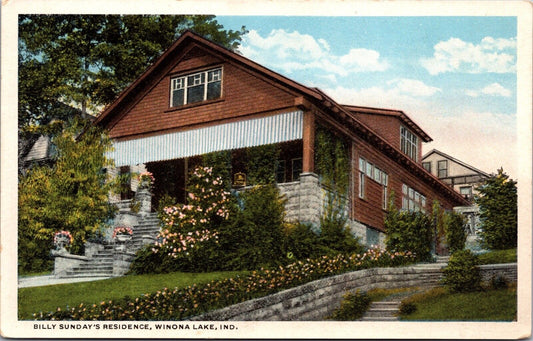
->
[352,113,402,152]
[109,61,297,139]
[353,134,457,232]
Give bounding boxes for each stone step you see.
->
[360,316,398,321]
[363,308,398,318]
[67,271,113,278]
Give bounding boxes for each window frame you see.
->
[401,184,426,213]
[422,161,432,173]
[437,160,448,178]
[170,67,223,108]
[400,126,419,161]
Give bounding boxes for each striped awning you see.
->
[109,110,303,167]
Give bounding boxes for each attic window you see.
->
[171,67,222,107]
[400,126,418,161]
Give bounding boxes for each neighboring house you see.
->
[421,149,490,202]
[19,134,55,173]
[422,149,490,238]
[94,31,469,248]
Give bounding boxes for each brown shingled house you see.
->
[95,30,469,247]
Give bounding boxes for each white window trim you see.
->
[170,67,222,107]
[400,126,418,161]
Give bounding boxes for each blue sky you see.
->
[217,16,517,178]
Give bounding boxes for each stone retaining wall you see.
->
[191,263,517,321]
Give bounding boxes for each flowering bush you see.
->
[138,171,155,183]
[112,226,133,238]
[53,231,73,249]
[159,166,231,233]
[34,247,416,320]
[152,229,219,259]
[135,166,234,272]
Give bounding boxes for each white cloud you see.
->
[421,37,516,75]
[324,78,440,107]
[240,29,389,76]
[465,82,512,98]
[481,82,512,97]
[387,79,441,97]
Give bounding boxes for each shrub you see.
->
[217,184,287,270]
[385,208,433,262]
[489,275,509,290]
[444,211,467,253]
[282,223,322,261]
[329,290,371,320]
[399,301,417,315]
[442,250,481,293]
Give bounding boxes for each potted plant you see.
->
[53,230,73,251]
[112,226,133,243]
[138,171,155,189]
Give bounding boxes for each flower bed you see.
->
[33,247,415,320]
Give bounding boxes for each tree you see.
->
[18,119,119,272]
[476,168,517,250]
[18,15,247,128]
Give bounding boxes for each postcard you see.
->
[1,0,531,339]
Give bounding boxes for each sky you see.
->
[217,16,518,179]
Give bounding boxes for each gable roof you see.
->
[94,30,468,206]
[342,104,432,142]
[422,149,490,178]
[93,30,323,128]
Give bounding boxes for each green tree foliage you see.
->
[314,126,361,253]
[476,169,517,250]
[385,204,434,262]
[18,119,119,272]
[444,211,467,253]
[18,15,247,128]
[246,144,280,185]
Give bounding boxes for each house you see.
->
[422,149,490,238]
[421,149,490,202]
[94,30,469,248]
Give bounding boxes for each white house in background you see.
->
[421,149,490,203]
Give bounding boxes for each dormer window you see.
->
[400,126,418,161]
[171,67,222,107]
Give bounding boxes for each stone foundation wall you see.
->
[191,263,517,321]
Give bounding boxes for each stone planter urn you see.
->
[116,234,132,243]
[53,231,73,252]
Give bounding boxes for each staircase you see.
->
[360,301,400,321]
[60,213,161,278]
[131,213,161,250]
[65,245,115,278]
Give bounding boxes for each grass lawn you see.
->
[400,286,517,321]
[477,248,517,265]
[18,270,247,320]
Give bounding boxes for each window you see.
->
[358,158,366,199]
[276,160,286,183]
[170,67,222,107]
[400,126,418,161]
[437,160,448,178]
[358,157,388,204]
[401,184,426,213]
[422,162,432,173]
[460,186,473,200]
[291,158,302,181]
[382,173,388,210]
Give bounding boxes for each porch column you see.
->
[302,111,315,173]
